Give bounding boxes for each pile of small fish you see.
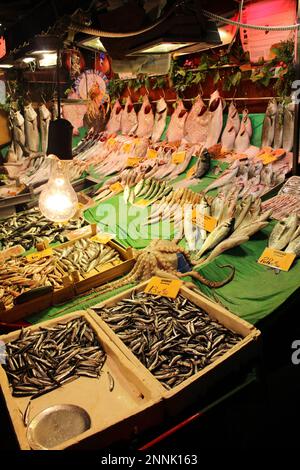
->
[53,238,122,274]
[3,318,107,398]
[95,292,242,389]
[0,209,88,252]
[269,214,300,256]
[0,239,121,309]
[203,158,288,198]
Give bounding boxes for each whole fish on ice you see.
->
[204,161,239,193]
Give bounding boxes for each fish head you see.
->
[13,111,24,126]
[24,104,37,121]
[267,98,278,116]
[157,98,167,113]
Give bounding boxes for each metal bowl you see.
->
[27,404,91,450]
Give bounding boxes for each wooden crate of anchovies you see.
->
[0,226,135,323]
[91,281,261,414]
[0,311,164,450]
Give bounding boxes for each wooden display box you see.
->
[91,281,262,415]
[0,225,135,323]
[0,311,164,450]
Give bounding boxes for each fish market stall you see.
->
[0,0,300,452]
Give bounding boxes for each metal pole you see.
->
[56,47,61,119]
[292,1,300,175]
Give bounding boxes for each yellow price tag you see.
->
[144,276,182,299]
[147,149,158,159]
[27,248,53,263]
[127,157,140,167]
[110,182,124,194]
[90,233,114,244]
[261,154,277,165]
[134,138,141,144]
[107,138,116,146]
[134,199,150,207]
[186,165,196,178]
[123,143,132,153]
[192,210,217,232]
[258,247,296,271]
[172,151,186,164]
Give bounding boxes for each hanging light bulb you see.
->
[39,156,78,222]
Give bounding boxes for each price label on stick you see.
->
[258,247,296,271]
[172,151,186,164]
[27,248,53,263]
[192,210,217,232]
[144,276,182,299]
[110,182,124,194]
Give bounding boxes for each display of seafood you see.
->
[204,158,288,198]
[53,238,122,274]
[0,239,122,309]
[3,318,107,398]
[262,194,300,221]
[95,292,242,389]
[0,208,88,252]
[268,214,300,254]
[262,99,294,152]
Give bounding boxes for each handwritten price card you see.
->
[258,247,296,271]
[144,276,182,298]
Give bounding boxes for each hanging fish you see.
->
[184,95,209,144]
[273,102,284,149]
[261,99,277,148]
[106,99,123,134]
[166,100,188,143]
[121,96,138,135]
[282,101,295,152]
[12,111,25,160]
[234,120,250,153]
[151,98,167,143]
[205,90,223,148]
[221,118,236,153]
[242,108,252,137]
[228,101,240,134]
[38,104,51,154]
[136,95,154,138]
[24,103,39,152]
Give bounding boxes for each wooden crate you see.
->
[0,311,164,450]
[0,226,135,323]
[90,281,262,415]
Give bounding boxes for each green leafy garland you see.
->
[107,40,294,101]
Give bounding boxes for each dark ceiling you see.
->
[0,0,238,55]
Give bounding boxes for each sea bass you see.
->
[106,100,123,134]
[136,95,154,138]
[205,90,223,148]
[12,111,25,160]
[24,103,39,152]
[273,102,284,149]
[261,99,277,147]
[195,218,235,259]
[38,104,51,154]
[184,96,209,144]
[204,161,239,193]
[167,100,188,143]
[268,214,298,250]
[152,98,167,143]
[282,102,295,152]
[121,96,138,135]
